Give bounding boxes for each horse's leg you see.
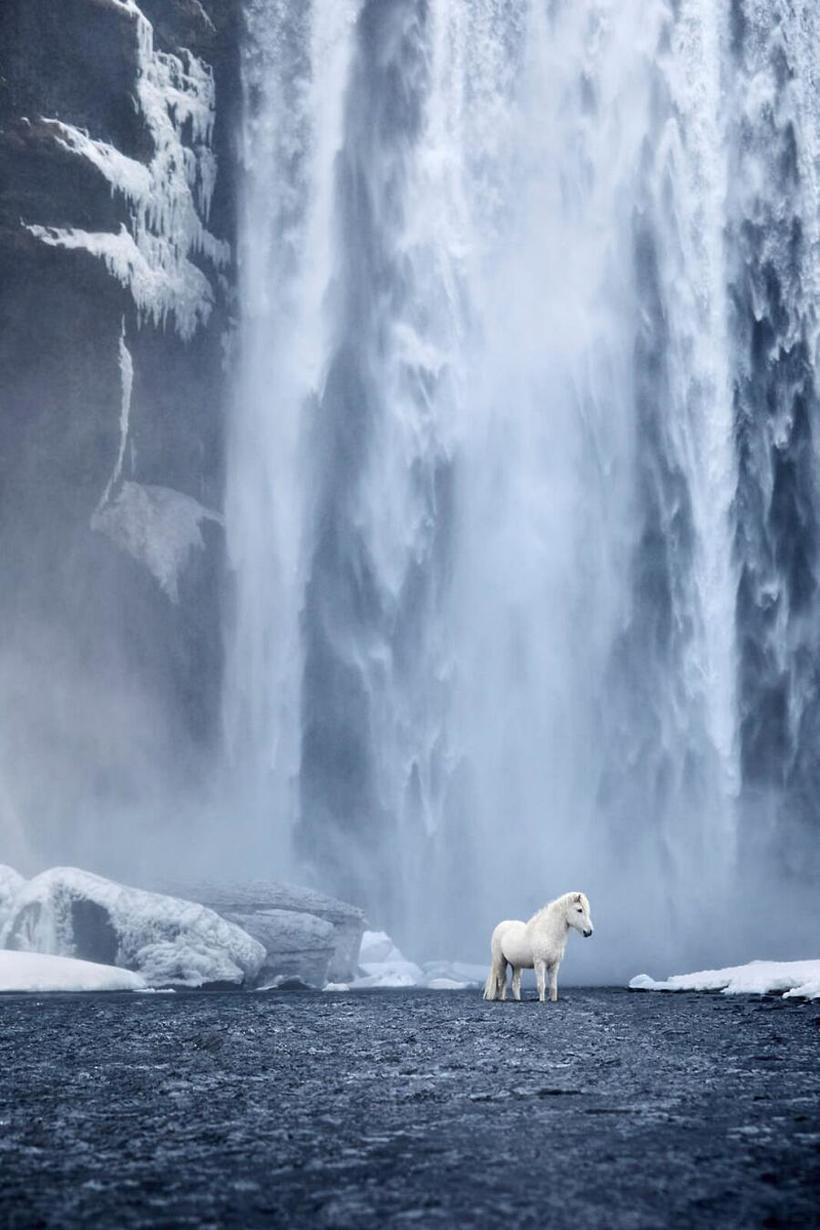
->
[512,967,522,1002]
[535,960,547,1003]
[498,959,508,1001]
[549,962,559,1003]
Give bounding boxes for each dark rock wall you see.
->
[0,0,240,867]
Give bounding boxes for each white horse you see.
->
[483,892,594,1003]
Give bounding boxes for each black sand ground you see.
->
[0,988,817,1229]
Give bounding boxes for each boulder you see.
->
[168,880,367,981]
[225,909,335,988]
[0,867,265,988]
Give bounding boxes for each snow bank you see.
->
[629,959,820,1001]
[1,868,265,988]
[0,950,145,993]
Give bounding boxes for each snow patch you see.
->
[91,481,222,602]
[0,949,145,993]
[629,959,820,1000]
[1,867,264,988]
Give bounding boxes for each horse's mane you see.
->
[527,891,584,926]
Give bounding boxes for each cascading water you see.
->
[225,0,818,972]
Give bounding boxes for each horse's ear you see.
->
[574,893,582,903]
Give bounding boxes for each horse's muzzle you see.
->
[583,928,593,938]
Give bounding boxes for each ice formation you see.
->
[23,3,229,341]
[1,867,265,988]
[0,865,25,931]
[629,960,820,1001]
[349,930,483,990]
[352,929,424,988]
[0,949,146,993]
[91,481,222,602]
[96,320,134,512]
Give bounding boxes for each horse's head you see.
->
[567,892,593,937]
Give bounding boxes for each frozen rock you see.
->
[353,929,424,989]
[23,5,230,342]
[0,949,146,993]
[224,909,335,988]
[170,880,366,981]
[1,867,265,988]
[0,865,25,931]
[359,929,400,964]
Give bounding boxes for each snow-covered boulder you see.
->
[351,934,484,990]
[0,950,146,993]
[629,959,820,1001]
[166,879,366,981]
[0,865,25,932]
[353,929,424,988]
[225,909,336,987]
[0,868,265,989]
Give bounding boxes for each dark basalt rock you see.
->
[0,0,241,857]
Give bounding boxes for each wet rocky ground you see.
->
[0,987,817,1229]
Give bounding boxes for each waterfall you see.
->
[225,0,818,967]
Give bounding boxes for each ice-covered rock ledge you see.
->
[1,867,265,989]
[629,960,820,1001]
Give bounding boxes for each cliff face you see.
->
[0,0,240,867]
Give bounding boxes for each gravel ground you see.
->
[0,987,817,1229]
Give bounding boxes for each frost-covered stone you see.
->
[0,868,265,988]
[173,880,366,981]
[225,909,335,988]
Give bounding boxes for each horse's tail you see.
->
[483,929,504,1000]
[483,965,498,1000]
